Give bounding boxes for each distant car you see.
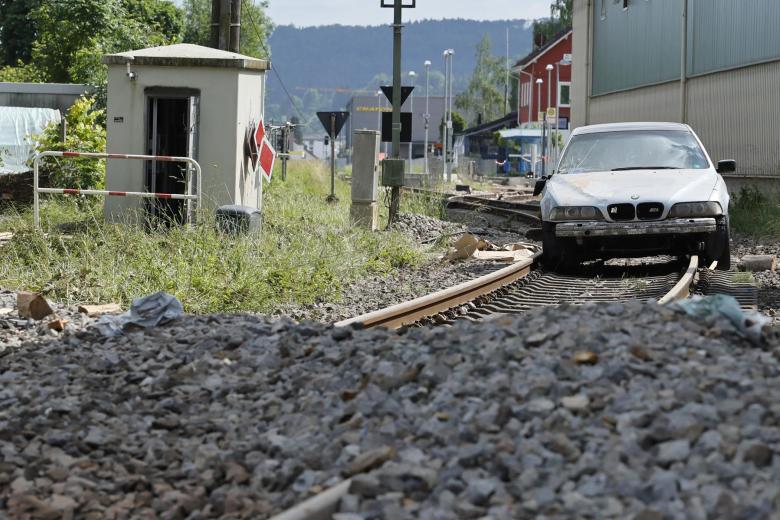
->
[534,122,733,270]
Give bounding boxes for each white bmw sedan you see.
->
[535,122,733,270]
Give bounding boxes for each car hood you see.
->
[546,169,719,206]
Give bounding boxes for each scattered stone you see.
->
[1,296,779,518]
[561,394,590,412]
[17,292,54,320]
[574,350,599,365]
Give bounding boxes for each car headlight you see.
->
[668,202,723,218]
[549,206,604,221]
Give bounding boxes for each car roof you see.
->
[572,122,692,135]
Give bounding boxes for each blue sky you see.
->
[266,0,552,27]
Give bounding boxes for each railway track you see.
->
[274,255,757,520]
[335,254,718,330]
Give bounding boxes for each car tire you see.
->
[706,216,731,271]
[542,222,579,272]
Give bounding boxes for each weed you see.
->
[0,161,435,313]
[730,187,780,239]
[731,271,756,285]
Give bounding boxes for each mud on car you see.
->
[534,122,733,271]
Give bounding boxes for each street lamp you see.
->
[535,78,544,178]
[535,78,543,122]
[424,60,431,174]
[545,63,554,176]
[408,70,417,173]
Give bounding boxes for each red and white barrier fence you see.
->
[33,151,202,229]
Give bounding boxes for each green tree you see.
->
[533,0,572,50]
[35,97,107,190]
[0,0,41,66]
[182,0,273,58]
[454,36,505,126]
[29,0,183,84]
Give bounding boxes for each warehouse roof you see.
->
[103,43,270,71]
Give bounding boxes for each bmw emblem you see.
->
[630,194,640,200]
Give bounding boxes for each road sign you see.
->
[562,53,573,65]
[381,112,412,143]
[538,111,545,123]
[546,107,558,118]
[381,0,416,8]
[380,86,414,106]
[316,111,350,138]
[259,138,275,182]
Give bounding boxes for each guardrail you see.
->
[33,151,202,229]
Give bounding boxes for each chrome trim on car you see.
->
[555,218,717,237]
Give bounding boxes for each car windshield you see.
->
[557,130,710,174]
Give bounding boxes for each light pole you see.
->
[536,78,544,178]
[442,49,454,182]
[442,49,453,183]
[408,70,416,173]
[546,63,554,175]
[447,50,455,179]
[424,60,431,175]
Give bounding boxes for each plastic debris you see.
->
[94,292,183,337]
[671,294,770,343]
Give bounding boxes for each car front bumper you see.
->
[555,218,718,238]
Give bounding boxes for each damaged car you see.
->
[535,122,733,270]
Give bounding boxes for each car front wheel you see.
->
[705,216,731,270]
[542,222,579,272]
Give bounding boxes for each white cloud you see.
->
[266,0,553,27]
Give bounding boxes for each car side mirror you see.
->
[716,159,736,174]
[533,179,546,197]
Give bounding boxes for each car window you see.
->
[557,130,710,174]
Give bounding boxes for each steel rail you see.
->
[657,255,700,305]
[338,254,701,331]
[335,253,540,329]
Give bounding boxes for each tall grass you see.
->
[0,161,432,314]
[730,187,780,239]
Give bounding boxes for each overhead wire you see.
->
[241,0,309,126]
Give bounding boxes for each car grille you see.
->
[637,202,664,220]
[607,203,635,221]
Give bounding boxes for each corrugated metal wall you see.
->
[589,80,679,123]
[689,0,780,76]
[591,0,681,95]
[687,60,780,177]
[592,0,780,94]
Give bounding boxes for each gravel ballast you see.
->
[279,213,538,323]
[1,301,779,519]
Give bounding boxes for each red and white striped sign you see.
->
[259,138,275,182]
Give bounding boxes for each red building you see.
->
[514,29,573,129]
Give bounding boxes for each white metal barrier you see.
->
[33,151,202,229]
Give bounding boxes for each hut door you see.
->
[145,88,200,223]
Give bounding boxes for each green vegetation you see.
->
[0,161,433,314]
[730,187,780,239]
[533,0,572,50]
[731,272,756,285]
[37,97,107,190]
[0,0,272,110]
[455,35,508,127]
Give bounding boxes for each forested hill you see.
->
[266,19,534,124]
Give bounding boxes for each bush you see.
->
[35,96,106,190]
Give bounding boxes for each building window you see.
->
[558,82,571,107]
[521,81,531,107]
